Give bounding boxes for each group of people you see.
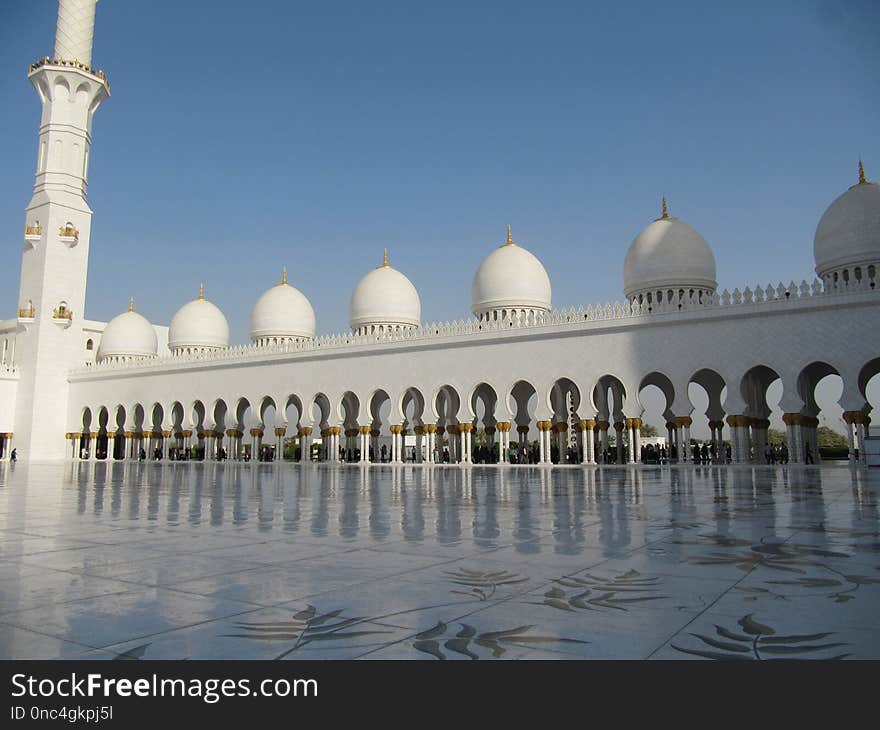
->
[763,442,812,464]
[639,442,733,465]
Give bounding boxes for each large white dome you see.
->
[349,251,421,334]
[168,286,229,353]
[814,162,880,281]
[250,270,316,344]
[97,301,158,362]
[624,201,717,302]
[471,227,552,320]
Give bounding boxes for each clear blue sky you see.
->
[1,0,878,342]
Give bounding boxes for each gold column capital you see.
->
[842,410,866,425]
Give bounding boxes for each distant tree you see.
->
[767,428,787,446]
[817,426,847,450]
[640,423,660,437]
[474,428,488,448]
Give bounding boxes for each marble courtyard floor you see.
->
[0,461,877,660]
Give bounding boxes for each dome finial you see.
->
[661,196,669,219]
[129,297,134,313]
[198,283,204,300]
[506,224,514,246]
[859,159,867,185]
[383,248,389,267]
[281,267,287,285]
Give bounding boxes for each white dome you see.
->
[250,271,316,343]
[624,204,717,299]
[97,303,158,362]
[349,252,421,332]
[168,286,229,352]
[471,228,552,318]
[814,165,880,278]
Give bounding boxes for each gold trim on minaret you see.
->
[661,196,669,219]
[129,297,134,313]
[281,267,287,285]
[383,248,389,267]
[506,225,514,246]
[859,159,867,185]
[198,283,204,300]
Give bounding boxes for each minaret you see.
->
[13,0,109,460]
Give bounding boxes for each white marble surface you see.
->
[0,461,878,660]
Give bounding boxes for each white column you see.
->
[785,423,797,463]
[633,423,641,463]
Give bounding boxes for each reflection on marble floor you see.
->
[0,461,878,660]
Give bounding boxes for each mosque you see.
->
[1,0,879,467]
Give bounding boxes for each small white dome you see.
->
[814,163,880,278]
[97,302,158,362]
[349,251,421,333]
[250,270,316,343]
[624,202,717,300]
[168,286,229,352]
[471,227,552,319]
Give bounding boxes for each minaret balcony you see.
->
[24,224,42,247]
[58,225,79,247]
[29,57,111,92]
[52,307,74,328]
[17,307,36,322]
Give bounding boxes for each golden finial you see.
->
[661,196,669,219]
[859,159,867,185]
[198,283,204,300]
[506,225,514,246]
[128,297,134,313]
[281,267,287,285]
[383,248,389,267]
